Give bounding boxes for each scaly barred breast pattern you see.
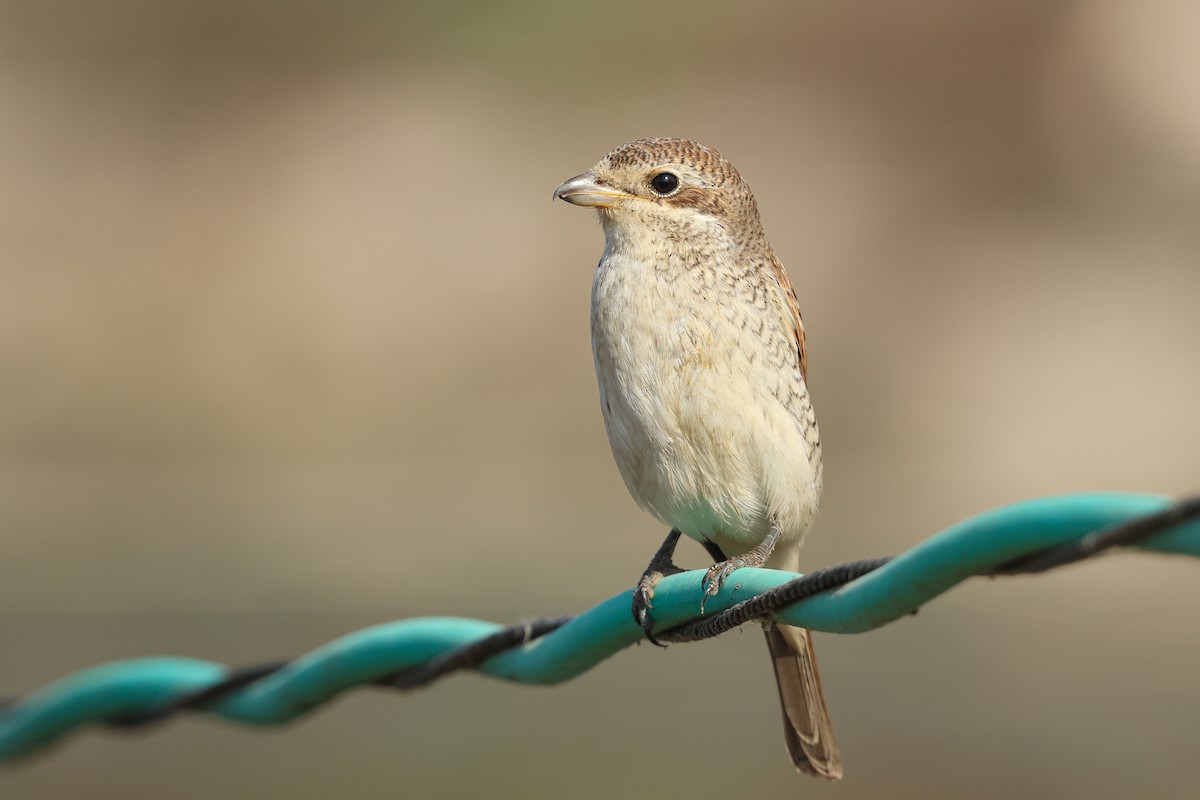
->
[590,215,821,558]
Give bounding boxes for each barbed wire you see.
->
[2,491,1198,763]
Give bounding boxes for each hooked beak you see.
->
[553,173,632,208]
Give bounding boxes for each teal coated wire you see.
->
[2,492,1198,762]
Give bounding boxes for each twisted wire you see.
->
[2,491,1198,763]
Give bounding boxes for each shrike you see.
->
[555,138,841,779]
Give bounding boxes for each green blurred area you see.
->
[3,2,1200,798]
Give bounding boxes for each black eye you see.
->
[650,172,680,196]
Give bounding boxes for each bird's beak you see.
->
[553,173,632,208]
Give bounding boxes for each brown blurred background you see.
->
[3,1,1200,797]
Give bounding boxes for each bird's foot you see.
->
[632,529,684,646]
[632,570,670,646]
[700,559,750,611]
[699,526,781,613]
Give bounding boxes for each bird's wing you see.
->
[766,253,808,381]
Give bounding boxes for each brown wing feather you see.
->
[766,253,808,381]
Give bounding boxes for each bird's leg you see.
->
[632,528,684,646]
[701,539,727,563]
[701,524,780,611]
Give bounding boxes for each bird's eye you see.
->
[649,172,680,196]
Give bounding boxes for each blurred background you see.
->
[3,1,1200,797]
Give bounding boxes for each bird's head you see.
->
[554,138,763,245]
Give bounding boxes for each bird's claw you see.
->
[699,558,746,612]
[632,573,667,647]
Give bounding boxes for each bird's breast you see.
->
[589,241,820,551]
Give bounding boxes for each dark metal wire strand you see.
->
[5,495,1197,735]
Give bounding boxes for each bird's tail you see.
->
[764,623,843,779]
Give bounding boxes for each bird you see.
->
[553,138,841,779]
